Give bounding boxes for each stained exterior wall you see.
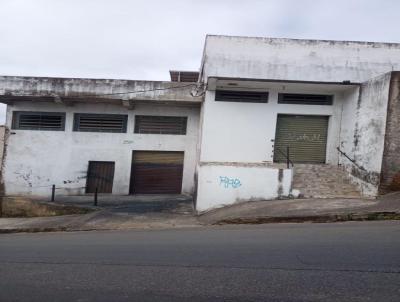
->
[195,83,352,211]
[380,72,400,192]
[0,76,200,104]
[201,35,400,83]
[0,126,6,169]
[338,73,392,196]
[3,102,200,196]
[195,35,400,210]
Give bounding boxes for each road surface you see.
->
[0,221,399,301]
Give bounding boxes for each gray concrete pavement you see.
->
[1,193,399,233]
[55,193,194,214]
[0,194,199,232]
[199,192,400,224]
[0,221,400,301]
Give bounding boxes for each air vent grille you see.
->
[12,111,65,131]
[135,116,187,135]
[74,113,128,133]
[215,90,269,103]
[278,94,333,105]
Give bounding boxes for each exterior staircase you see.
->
[292,164,362,198]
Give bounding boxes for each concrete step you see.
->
[293,164,362,198]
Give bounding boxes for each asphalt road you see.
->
[0,221,399,302]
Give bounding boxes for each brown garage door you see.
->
[130,151,184,194]
[86,161,115,193]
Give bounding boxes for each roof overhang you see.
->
[207,77,361,93]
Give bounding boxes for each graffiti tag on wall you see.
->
[219,176,242,189]
[286,133,321,142]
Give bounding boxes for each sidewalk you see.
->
[0,193,399,233]
[0,209,200,233]
[199,192,400,225]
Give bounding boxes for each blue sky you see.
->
[0,0,399,123]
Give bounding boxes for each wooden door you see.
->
[86,161,115,193]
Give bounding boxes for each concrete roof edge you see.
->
[205,34,400,48]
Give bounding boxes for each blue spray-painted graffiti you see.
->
[219,176,242,189]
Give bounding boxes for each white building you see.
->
[1,35,400,212]
[0,78,201,197]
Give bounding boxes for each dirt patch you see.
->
[0,197,93,218]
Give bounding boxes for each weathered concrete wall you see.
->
[339,73,392,196]
[380,72,400,192]
[196,163,292,212]
[201,35,400,83]
[0,125,7,198]
[0,76,200,103]
[3,101,200,197]
[339,87,359,158]
[0,126,6,169]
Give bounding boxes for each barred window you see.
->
[134,115,187,135]
[73,113,128,133]
[278,93,333,105]
[12,111,66,131]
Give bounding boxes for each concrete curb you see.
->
[0,227,69,234]
[213,212,400,225]
[1,211,399,234]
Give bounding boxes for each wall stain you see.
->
[277,169,283,196]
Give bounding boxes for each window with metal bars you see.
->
[215,90,269,103]
[73,113,128,133]
[12,111,66,131]
[278,93,333,105]
[134,115,187,135]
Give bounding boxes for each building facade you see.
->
[1,35,400,212]
[0,78,201,197]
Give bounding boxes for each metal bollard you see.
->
[94,187,98,206]
[51,184,56,202]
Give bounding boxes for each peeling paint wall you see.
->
[380,72,400,192]
[3,102,200,197]
[339,73,392,196]
[202,35,400,83]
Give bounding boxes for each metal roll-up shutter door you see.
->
[274,115,329,164]
[130,151,184,194]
